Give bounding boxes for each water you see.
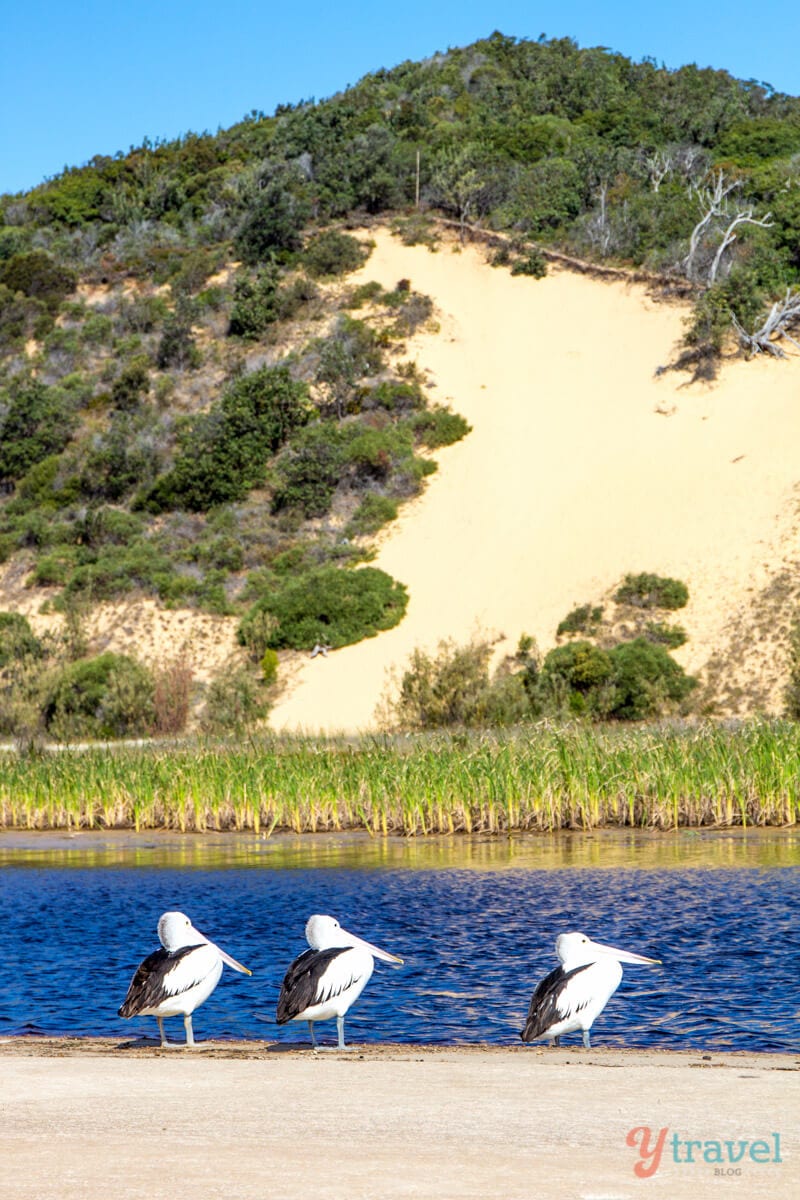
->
[1,832,798,1051]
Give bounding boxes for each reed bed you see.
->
[1,721,799,835]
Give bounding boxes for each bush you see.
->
[156,308,200,369]
[260,648,279,685]
[557,604,604,637]
[345,493,398,537]
[606,638,697,720]
[228,266,280,338]
[510,248,548,277]
[0,251,77,312]
[393,638,494,729]
[110,361,150,410]
[43,653,155,740]
[152,655,194,735]
[614,573,689,610]
[234,167,312,263]
[302,230,369,277]
[0,613,43,667]
[0,380,76,485]
[409,406,471,448]
[538,641,615,717]
[645,621,687,649]
[201,665,269,734]
[141,365,310,512]
[240,565,408,651]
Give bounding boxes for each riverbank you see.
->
[2,1039,796,1199]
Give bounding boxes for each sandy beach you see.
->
[2,1038,797,1199]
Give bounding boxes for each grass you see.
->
[1,721,800,834]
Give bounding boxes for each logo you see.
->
[626,1127,783,1178]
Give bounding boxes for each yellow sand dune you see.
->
[270,228,800,732]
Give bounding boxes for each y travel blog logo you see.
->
[626,1127,784,1178]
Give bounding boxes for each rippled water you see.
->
[1,832,798,1051]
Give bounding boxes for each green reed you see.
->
[1,721,800,834]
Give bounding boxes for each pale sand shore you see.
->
[270,228,800,732]
[2,1039,797,1199]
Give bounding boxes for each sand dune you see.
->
[270,228,800,732]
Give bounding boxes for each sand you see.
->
[269,228,800,732]
[2,1039,797,1199]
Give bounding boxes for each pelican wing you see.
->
[520,962,592,1042]
[118,945,209,1017]
[276,946,352,1023]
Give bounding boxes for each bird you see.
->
[118,911,251,1047]
[276,914,403,1049]
[520,931,660,1049]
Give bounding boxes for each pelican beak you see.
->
[353,935,404,967]
[216,944,252,975]
[591,940,661,966]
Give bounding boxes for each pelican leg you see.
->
[308,1021,317,1049]
[582,1030,591,1050]
[336,1016,346,1050]
[184,1014,196,1048]
[550,1036,560,1047]
[157,1017,169,1048]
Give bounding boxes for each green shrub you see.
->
[228,267,280,338]
[110,361,150,410]
[260,648,279,685]
[347,280,385,309]
[345,493,398,536]
[156,308,200,369]
[393,637,494,729]
[141,365,310,512]
[367,379,424,413]
[614,573,689,610]
[0,613,43,667]
[271,423,345,518]
[315,316,384,417]
[538,641,615,716]
[43,653,155,740]
[0,381,76,485]
[0,251,77,312]
[240,565,408,651]
[409,406,471,448]
[557,604,604,637]
[645,621,688,649]
[606,638,697,720]
[275,275,320,320]
[302,230,369,277]
[510,248,548,277]
[201,665,269,734]
[234,167,312,263]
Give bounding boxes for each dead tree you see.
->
[732,289,800,358]
[682,170,772,284]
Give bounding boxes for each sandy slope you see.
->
[270,229,800,732]
[2,1040,797,1200]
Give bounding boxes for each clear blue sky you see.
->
[2,0,798,196]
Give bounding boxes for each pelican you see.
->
[520,931,660,1049]
[276,914,403,1048]
[118,911,251,1047]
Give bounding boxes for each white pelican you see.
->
[118,911,251,1047]
[520,931,660,1048]
[276,914,403,1048]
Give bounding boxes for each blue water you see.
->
[1,859,798,1050]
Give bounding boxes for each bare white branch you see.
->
[732,289,800,358]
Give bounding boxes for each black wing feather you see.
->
[520,962,592,1042]
[118,945,202,1017]
[276,946,349,1024]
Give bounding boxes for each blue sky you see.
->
[2,0,798,196]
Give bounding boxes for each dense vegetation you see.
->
[1,31,799,736]
[1,722,798,832]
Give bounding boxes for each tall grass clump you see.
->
[0,721,798,834]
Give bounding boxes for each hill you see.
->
[1,32,799,737]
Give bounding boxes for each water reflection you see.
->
[1,828,799,871]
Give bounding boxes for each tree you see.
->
[682,170,773,284]
[234,166,312,263]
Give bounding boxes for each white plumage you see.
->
[277,914,403,1048]
[118,911,251,1047]
[521,931,660,1049]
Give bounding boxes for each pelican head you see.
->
[305,914,403,965]
[555,931,661,971]
[157,911,251,975]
